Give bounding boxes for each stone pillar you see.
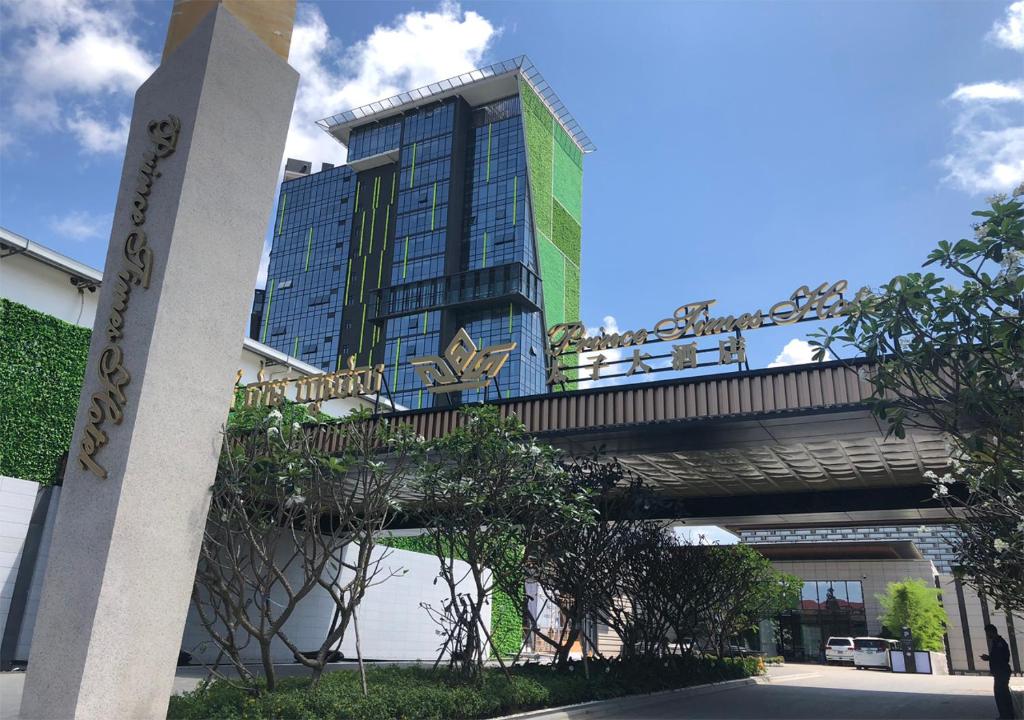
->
[19,3,297,718]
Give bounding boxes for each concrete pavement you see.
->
[569,664,1021,719]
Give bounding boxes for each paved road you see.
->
[601,664,1019,720]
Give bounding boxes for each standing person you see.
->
[981,623,1015,720]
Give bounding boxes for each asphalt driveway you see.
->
[584,664,1019,719]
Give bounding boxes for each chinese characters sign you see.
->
[545,280,861,386]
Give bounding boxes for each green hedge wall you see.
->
[0,300,91,485]
[380,535,523,658]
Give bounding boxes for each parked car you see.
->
[825,636,856,664]
[853,637,899,670]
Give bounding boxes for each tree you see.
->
[693,544,801,656]
[413,406,593,680]
[591,522,676,659]
[525,456,658,668]
[191,404,415,692]
[811,187,1024,612]
[658,540,800,657]
[877,579,948,652]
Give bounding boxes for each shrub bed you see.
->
[168,657,761,720]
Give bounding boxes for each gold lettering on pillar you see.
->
[78,115,181,479]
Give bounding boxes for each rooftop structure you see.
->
[317,56,595,154]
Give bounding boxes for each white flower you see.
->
[292,422,302,432]
[268,409,283,423]
[267,426,281,439]
[994,538,1009,553]
[529,445,542,456]
[284,494,306,508]
[933,484,949,498]
[924,470,938,481]
[988,193,1008,204]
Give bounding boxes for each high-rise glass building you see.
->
[252,57,593,409]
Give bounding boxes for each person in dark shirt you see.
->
[981,623,1015,719]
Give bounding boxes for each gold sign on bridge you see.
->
[410,328,516,393]
[237,355,383,411]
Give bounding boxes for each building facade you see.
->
[253,57,592,409]
[741,536,1024,675]
[736,525,959,574]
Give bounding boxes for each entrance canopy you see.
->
[310,358,954,525]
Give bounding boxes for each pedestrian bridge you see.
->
[310,358,954,527]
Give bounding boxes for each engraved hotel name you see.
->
[78,116,181,479]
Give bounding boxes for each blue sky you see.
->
[1,0,1022,374]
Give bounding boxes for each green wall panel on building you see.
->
[520,80,554,240]
[552,134,583,224]
[520,76,585,386]
[537,234,566,323]
[551,200,582,263]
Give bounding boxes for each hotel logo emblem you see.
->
[410,328,516,393]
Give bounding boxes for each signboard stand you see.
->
[19,4,297,717]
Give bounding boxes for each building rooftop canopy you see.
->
[751,540,927,563]
[317,55,596,155]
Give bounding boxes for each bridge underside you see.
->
[539,407,953,525]
[314,361,956,526]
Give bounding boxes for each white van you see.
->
[853,637,899,670]
[825,636,855,664]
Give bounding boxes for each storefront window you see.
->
[776,579,868,663]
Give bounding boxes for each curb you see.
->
[492,676,759,720]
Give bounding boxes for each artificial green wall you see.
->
[520,79,583,347]
[0,300,90,485]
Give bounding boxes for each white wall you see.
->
[0,477,39,647]
[15,486,61,661]
[0,478,63,663]
[181,540,489,664]
[5,481,483,665]
[0,253,99,328]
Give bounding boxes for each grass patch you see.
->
[168,657,761,720]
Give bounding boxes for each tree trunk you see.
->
[260,640,276,692]
[354,606,368,697]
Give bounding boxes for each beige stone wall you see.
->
[941,574,1024,674]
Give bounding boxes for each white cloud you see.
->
[67,112,130,154]
[576,315,631,389]
[284,2,499,168]
[988,1,1024,51]
[768,338,822,367]
[940,5,1024,195]
[50,210,109,241]
[942,92,1024,194]
[951,81,1024,102]
[0,0,154,151]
